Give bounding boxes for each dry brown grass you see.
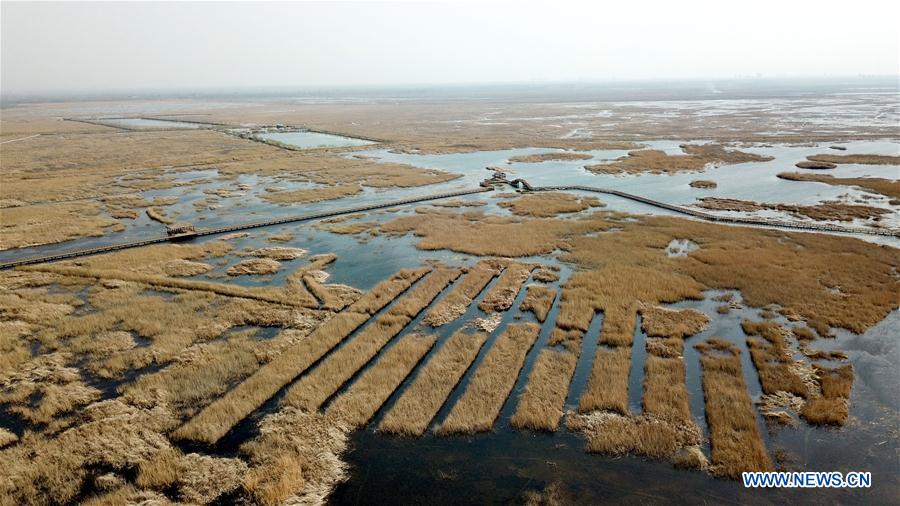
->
[696,338,772,478]
[578,346,631,415]
[519,284,557,323]
[697,197,890,222]
[531,266,560,283]
[742,320,809,398]
[262,184,363,204]
[0,400,188,505]
[227,258,281,276]
[800,397,849,426]
[21,285,250,379]
[478,262,534,312]
[643,355,692,424]
[807,153,900,165]
[145,206,175,225]
[302,273,358,311]
[777,172,900,200]
[327,333,437,427]
[246,246,308,260]
[640,306,709,339]
[379,208,616,257]
[510,347,578,431]
[689,180,717,188]
[120,329,273,419]
[507,152,593,163]
[585,144,772,175]
[567,411,702,460]
[386,268,462,319]
[423,260,503,327]
[801,364,853,426]
[428,198,486,208]
[278,315,411,411]
[281,268,459,410]
[240,408,350,506]
[796,160,837,169]
[435,323,540,434]
[0,352,102,424]
[162,259,213,277]
[174,267,428,443]
[0,201,121,250]
[383,207,898,337]
[379,330,489,436]
[25,263,317,308]
[0,428,17,448]
[349,267,430,315]
[498,192,602,217]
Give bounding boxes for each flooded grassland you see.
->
[1,87,898,505]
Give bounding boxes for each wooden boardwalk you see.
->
[1,179,896,271]
[0,187,492,270]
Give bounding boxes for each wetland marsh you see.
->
[1,82,898,505]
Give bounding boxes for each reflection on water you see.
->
[255,130,376,149]
[92,117,206,129]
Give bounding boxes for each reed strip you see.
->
[742,320,808,398]
[434,323,541,435]
[800,364,853,425]
[696,338,772,477]
[597,307,637,346]
[642,355,691,424]
[510,347,578,430]
[477,263,534,313]
[23,264,319,308]
[327,333,437,428]
[173,268,429,443]
[280,268,460,411]
[422,260,502,327]
[302,274,345,311]
[519,285,557,323]
[379,330,488,436]
[578,346,631,415]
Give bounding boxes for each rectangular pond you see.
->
[96,117,207,129]
[255,130,376,149]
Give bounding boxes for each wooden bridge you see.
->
[0,187,492,270]
[0,178,896,270]
[521,182,899,237]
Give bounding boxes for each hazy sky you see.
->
[2,0,899,96]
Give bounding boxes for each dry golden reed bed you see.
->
[742,320,809,398]
[279,268,460,411]
[507,152,593,163]
[696,338,772,477]
[641,306,708,428]
[806,153,900,165]
[326,332,437,428]
[510,347,578,431]
[519,284,557,323]
[578,346,631,415]
[423,260,503,327]
[697,197,890,222]
[777,172,900,201]
[585,144,773,175]
[174,267,429,443]
[510,289,591,432]
[478,262,534,313]
[435,323,540,434]
[380,330,489,436]
[381,208,899,337]
[801,364,853,426]
[497,191,603,217]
